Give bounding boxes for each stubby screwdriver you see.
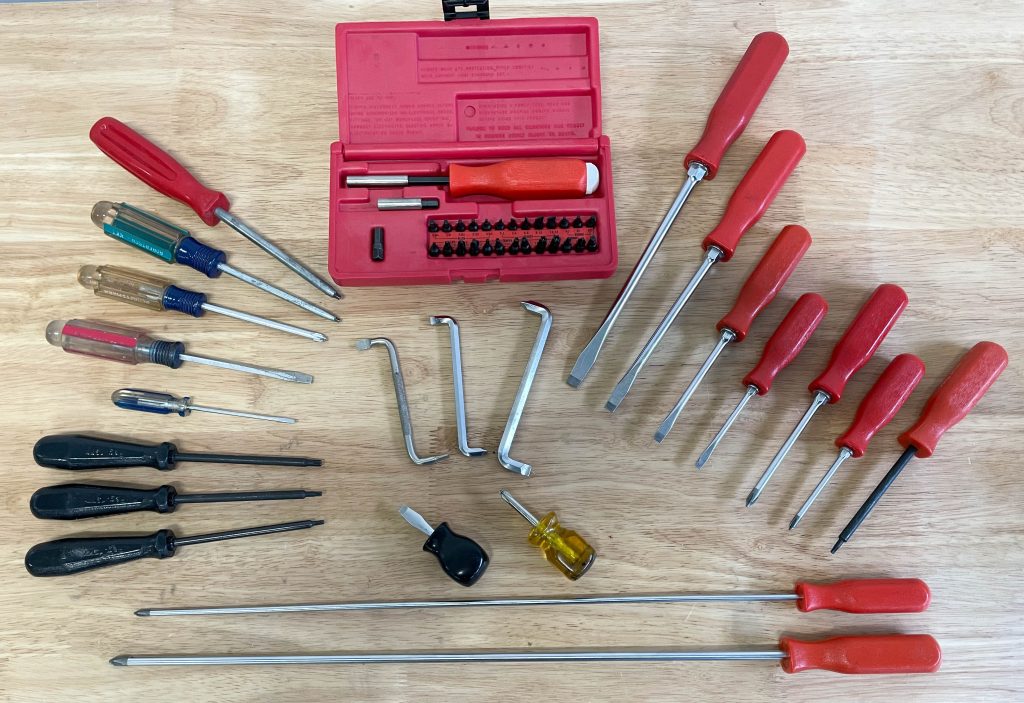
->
[790,354,925,529]
[655,225,811,442]
[833,342,1008,553]
[606,130,806,412]
[500,490,595,580]
[697,293,828,469]
[112,388,296,424]
[92,202,338,322]
[46,319,313,384]
[78,265,327,342]
[567,32,790,387]
[399,506,489,587]
[90,117,340,299]
[746,284,909,506]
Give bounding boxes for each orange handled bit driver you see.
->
[833,341,1008,553]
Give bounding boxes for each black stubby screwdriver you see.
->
[400,506,488,587]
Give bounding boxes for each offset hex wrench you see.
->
[498,302,552,477]
[430,316,486,457]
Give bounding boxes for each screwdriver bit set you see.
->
[426,215,600,258]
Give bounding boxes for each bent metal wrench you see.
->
[430,316,486,457]
[497,302,552,477]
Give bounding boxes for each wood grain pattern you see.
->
[1,1,1022,700]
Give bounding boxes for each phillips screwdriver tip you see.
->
[744,489,761,507]
[134,610,150,617]
[110,657,128,666]
[788,516,801,530]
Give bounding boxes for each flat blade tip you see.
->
[604,400,619,413]
[566,374,583,388]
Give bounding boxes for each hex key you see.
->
[497,302,552,476]
[430,316,487,457]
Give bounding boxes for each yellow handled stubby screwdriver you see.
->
[500,490,595,580]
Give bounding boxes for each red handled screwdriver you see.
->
[606,130,806,412]
[790,354,926,529]
[567,33,789,387]
[746,284,909,506]
[833,342,1008,552]
[654,225,811,442]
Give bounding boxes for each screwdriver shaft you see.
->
[790,447,854,529]
[832,446,917,553]
[500,489,540,525]
[200,303,327,342]
[172,451,321,467]
[217,263,339,322]
[176,490,321,505]
[655,329,736,443]
[187,403,296,424]
[174,519,324,548]
[178,352,313,384]
[697,385,759,469]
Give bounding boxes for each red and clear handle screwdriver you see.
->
[567,33,789,388]
[697,293,828,468]
[606,130,806,412]
[746,284,908,506]
[833,342,1008,552]
[89,117,340,300]
[790,353,925,529]
[654,225,811,442]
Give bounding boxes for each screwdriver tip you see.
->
[744,489,760,507]
[604,399,619,413]
[134,609,150,617]
[306,491,323,497]
[788,516,801,530]
[830,539,845,554]
[109,657,128,666]
[566,374,583,388]
[303,459,324,467]
[653,430,667,444]
[311,519,326,527]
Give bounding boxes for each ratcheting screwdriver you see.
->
[833,341,1008,552]
[605,130,806,412]
[746,284,908,506]
[500,490,595,580]
[790,354,925,529]
[78,265,327,342]
[567,32,789,387]
[697,293,828,469]
[111,388,296,424]
[399,506,489,587]
[347,158,599,200]
[46,319,313,384]
[655,225,811,442]
[90,117,340,299]
[92,202,338,322]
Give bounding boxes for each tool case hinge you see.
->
[442,0,489,21]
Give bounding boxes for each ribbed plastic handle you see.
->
[112,389,182,415]
[448,159,589,200]
[795,578,931,613]
[90,117,230,226]
[717,225,811,341]
[701,130,806,261]
[811,284,908,403]
[780,634,941,674]
[743,293,828,394]
[32,434,177,470]
[837,354,926,457]
[685,32,789,179]
[30,483,175,519]
[25,530,176,577]
[899,341,1008,458]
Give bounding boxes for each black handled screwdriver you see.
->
[25,519,324,577]
[33,434,322,471]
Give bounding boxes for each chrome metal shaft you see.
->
[696,385,759,469]
[201,302,327,342]
[790,446,854,529]
[217,263,339,322]
[654,329,735,443]
[179,352,313,384]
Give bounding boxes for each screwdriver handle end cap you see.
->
[837,353,926,457]
[743,292,828,394]
[779,634,941,675]
[795,578,931,613]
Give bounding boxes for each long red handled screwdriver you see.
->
[654,225,811,442]
[567,33,789,388]
[746,284,908,506]
[790,353,926,529]
[832,342,1008,552]
[89,117,340,299]
[697,293,828,468]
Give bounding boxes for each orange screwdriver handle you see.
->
[717,224,811,341]
[701,130,805,262]
[795,578,931,613]
[811,284,908,404]
[743,293,828,394]
[685,32,789,180]
[899,341,1008,458]
[90,117,230,226]
[447,159,590,200]
[780,634,941,674]
[837,354,926,457]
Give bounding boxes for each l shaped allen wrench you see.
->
[498,302,553,477]
[430,316,486,457]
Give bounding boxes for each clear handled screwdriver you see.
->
[112,389,296,424]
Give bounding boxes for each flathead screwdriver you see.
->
[90,117,340,299]
[697,293,828,468]
[655,225,811,442]
[746,284,909,506]
[833,342,1008,552]
[567,33,789,387]
[111,388,296,424]
[790,354,925,529]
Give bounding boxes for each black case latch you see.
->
[442,0,489,21]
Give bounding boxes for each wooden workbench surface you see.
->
[1,1,1022,700]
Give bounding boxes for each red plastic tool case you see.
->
[329,16,617,286]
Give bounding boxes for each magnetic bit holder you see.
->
[497,301,552,476]
[429,316,486,457]
[357,337,449,465]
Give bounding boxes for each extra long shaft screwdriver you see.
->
[655,225,811,442]
[90,117,340,299]
[567,33,789,387]
[833,342,1008,552]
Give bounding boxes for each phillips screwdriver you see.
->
[605,130,806,412]
[25,519,323,577]
[567,32,789,387]
[30,483,321,520]
[92,202,338,322]
[33,434,323,471]
[697,293,828,468]
[78,265,327,342]
[833,341,1008,552]
[746,284,909,506]
[399,506,489,587]
[655,225,811,442]
[500,490,595,580]
[790,354,925,529]
[90,117,340,299]
[46,319,313,384]
[112,388,296,424]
